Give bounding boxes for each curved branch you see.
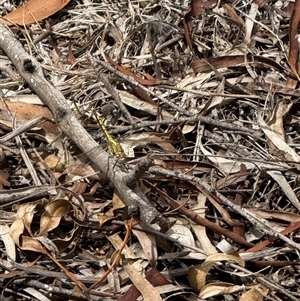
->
[0,23,159,225]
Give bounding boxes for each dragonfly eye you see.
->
[115,152,126,162]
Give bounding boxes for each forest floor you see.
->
[1,0,300,300]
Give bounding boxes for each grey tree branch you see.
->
[0,23,159,225]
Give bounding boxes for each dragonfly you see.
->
[94,112,126,163]
[58,112,128,184]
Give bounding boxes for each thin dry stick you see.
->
[47,252,89,294]
[0,99,44,185]
[89,218,138,291]
[158,84,261,99]
[28,245,92,301]
[88,53,135,125]
[150,166,300,252]
[10,279,117,301]
[86,55,192,116]
[112,220,208,255]
[107,114,260,138]
[146,180,253,248]
[230,263,300,301]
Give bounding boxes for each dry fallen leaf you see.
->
[39,199,72,235]
[288,0,300,79]
[123,259,163,301]
[1,0,71,26]
[132,228,158,267]
[0,99,59,137]
[239,288,264,301]
[165,223,195,247]
[9,197,85,253]
[188,253,245,294]
[190,194,217,255]
[200,282,243,299]
[106,55,161,86]
[184,0,217,50]
[22,287,52,301]
[13,199,46,237]
[0,224,16,263]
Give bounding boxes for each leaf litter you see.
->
[1,0,300,300]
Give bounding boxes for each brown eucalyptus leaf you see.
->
[200,282,242,299]
[0,170,10,187]
[52,226,80,252]
[105,192,126,217]
[288,0,300,79]
[19,236,47,254]
[14,199,46,237]
[188,265,207,294]
[239,288,264,301]
[10,218,46,254]
[9,218,25,247]
[1,0,71,26]
[98,214,114,226]
[39,199,71,235]
[46,200,84,252]
[188,253,245,293]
